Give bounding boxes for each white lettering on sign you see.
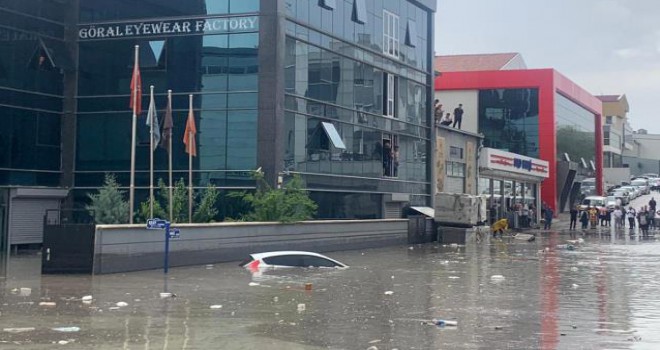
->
[78,16,259,40]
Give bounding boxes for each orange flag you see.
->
[183,102,197,157]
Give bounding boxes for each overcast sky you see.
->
[435,0,660,133]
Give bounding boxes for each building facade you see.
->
[597,94,634,186]
[0,0,436,247]
[435,68,603,213]
[623,131,660,177]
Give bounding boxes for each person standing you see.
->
[434,100,443,126]
[612,207,623,229]
[649,197,656,212]
[627,206,636,230]
[569,206,578,230]
[543,205,554,230]
[588,206,598,229]
[452,103,464,129]
[580,209,589,229]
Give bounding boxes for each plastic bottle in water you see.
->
[432,319,458,327]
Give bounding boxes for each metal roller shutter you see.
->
[384,202,402,219]
[10,199,60,245]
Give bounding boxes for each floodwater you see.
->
[1,232,660,349]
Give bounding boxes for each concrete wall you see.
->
[94,219,408,274]
[434,90,479,134]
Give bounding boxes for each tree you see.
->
[230,172,318,222]
[193,184,219,223]
[87,174,129,224]
[137,178,220,223]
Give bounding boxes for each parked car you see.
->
[620,186,640,199]
[610,189,630,205]
[579,196,606,211]
[631,179,650,195]
[240,251,348,270]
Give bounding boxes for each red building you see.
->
[434,55,603,213]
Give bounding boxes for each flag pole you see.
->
[149,85,155,219]
[167,90,173,222]
[129,45,139,224]
[188,94,193,223]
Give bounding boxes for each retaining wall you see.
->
[94,219,407,274]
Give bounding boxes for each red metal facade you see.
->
[435,69,603,212]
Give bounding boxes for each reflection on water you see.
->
[1,233,659,349]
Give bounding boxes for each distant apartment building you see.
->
[596,94,634,185]
[623,131,660,177]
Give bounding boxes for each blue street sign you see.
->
[169,228,181,239]
[146,218,167,230]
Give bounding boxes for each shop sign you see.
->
[79,16,258,40]
[480,148,549,178]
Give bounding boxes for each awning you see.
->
[410,206,434,217]
[321,122,346,149]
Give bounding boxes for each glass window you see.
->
[319,0,336,10]
[352,0,367,24]
[478,88,540,158]
[446,161,465,177]
[383,72,396,118]
[555,93,596,167]
[405,20,417,47]
[605,116,613,125]
[229,0,258,14]
[383,10,399,58]
[449,146,463,159]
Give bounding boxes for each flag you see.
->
[160,92,173,151]
[129,56,142,115]
[183,103,197,157]
[145,92,161,151]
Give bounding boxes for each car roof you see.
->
[249,251,347,267]
[584,196,605,200]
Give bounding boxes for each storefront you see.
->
[478,148,549,226]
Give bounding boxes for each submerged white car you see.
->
[240,251,348,270]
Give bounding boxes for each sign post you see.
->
[146,218,181,274]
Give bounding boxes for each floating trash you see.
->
[384,291,394,295]
[570,267,579,272]
[490,275,506,282]
[297,303,306,312]
[209,305,223,309]
[431,319,458,327]
[19,288,31,297]
[116,302,128,307]
[571,284,579,289]
[39,302,56,307]
[248,282,260,287]
[4,327,35,333]
[52,327,80,333]
[81,295,93,302]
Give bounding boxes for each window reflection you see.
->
[478,88,540,158]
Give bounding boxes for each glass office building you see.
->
[1,0,436,246]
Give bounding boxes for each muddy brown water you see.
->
[0,230,658,349]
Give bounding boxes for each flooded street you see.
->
[1,230,660,349]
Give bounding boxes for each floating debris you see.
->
[3,328,35,333]
[490,275,506,282]
[384,291,394,295]
[52,327,80,333]
[209,305,223,309]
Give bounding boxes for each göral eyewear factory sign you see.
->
[79,16,258,40]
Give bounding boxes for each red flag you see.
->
[183,103,197,157]
[129,57,142,115]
